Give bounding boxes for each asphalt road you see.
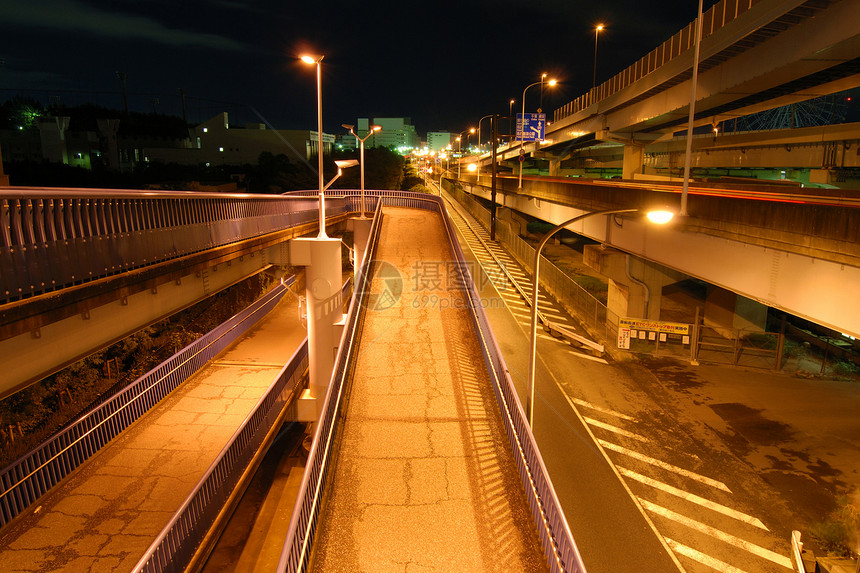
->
[447,195,804,573]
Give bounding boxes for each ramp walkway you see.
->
[308,207,548,571]
[0,287,307,572]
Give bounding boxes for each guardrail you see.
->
[278,190,585,573]
[554,0,762,123]
[447,184,618,348]
[0,189,323,304]
[0,277,294,528]
[133,336,310,573]
[277,198,386,572]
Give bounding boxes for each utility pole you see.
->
[491,114,498,240]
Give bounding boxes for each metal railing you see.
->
[134,277,352,573]
[277,198,386,572]
[278,190,585,573]
[554,0,761,123]
[133,338,309,573]
[0,277,294,528]
[448,185,618,348]
[0,189,322,304]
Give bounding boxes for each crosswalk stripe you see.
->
[618,466,769,530]
[665,538,751,573]
[569,398,636,421]
[598,440,732,493]
[585,418,650,442]
[641,500,792,569]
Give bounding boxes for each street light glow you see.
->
[646,210,674,224]
[548,79,557,86]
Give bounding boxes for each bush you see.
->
[810,495,859,557]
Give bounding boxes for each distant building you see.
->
[0,111,335,172]
[146,113,334,167]
[427,132,452,152]
[368,117,420,151]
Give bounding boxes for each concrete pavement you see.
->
[0,289,306,572]
[309,207,548,572]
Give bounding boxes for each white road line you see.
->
[641,500,792,569]
[617,467,769,530]
[569,398,637,422]
[585,418,650,442]
[598,440,732,493]
[665,538,751,573]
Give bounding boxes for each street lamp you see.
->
[342,123,381,217]
[456,128,475,177]
[593,24,605,89]
[526,208,674,425]
[476,115,494,181]
[519,77,557,189]
[300,53,327,238]
[509,98,515,142]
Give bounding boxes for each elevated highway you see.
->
[474,0,860,183]
[449,173,860,340]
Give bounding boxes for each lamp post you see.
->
[681,0,704,217]
[519,77,556,189]
[526,208,674,425]
[509,98,515,143]
[593,24,604,89]
[539,72,547,111]
[456,128,475,178]
[476,114,493,181]
[300,54,327,238]
[342,123,381,217]
[294,52,359,423]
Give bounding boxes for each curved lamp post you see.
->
[456,128,475,177]
[526,208,674,425]
[593,24,604,89]
[519,77,556,189]
[300,54,327,237]
[342,123,381,217]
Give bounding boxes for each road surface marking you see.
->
[598,440,732,493]
[665,538,751,573]
[568,398,636,421]
[617,466,768,530]
[585,418,650,442]
[641,500,792,569]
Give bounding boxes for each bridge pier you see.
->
[622,143,645,180]
[289,237,343,422]
[584,246,683,322]
[703,285,768,337]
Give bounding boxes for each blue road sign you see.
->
[516,113,546,141]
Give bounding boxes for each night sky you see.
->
[1,0,711,137]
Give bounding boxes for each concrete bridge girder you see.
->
[584,246,686,321]
[465,185,860,340]
[0,251,275,400]
[546,0,860,144]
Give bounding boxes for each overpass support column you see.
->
[290,237,343,422]
[622,143,644,180]
[703,285,767,337]
[548,157,562,177]
[349,217,373,269]
[584,246,681,322]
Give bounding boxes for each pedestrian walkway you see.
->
[309,207,548,572]
[0,290,306,573]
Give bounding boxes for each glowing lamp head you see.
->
[548,79,558,87]
[646,210,674,225]
[467,164,478,172]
